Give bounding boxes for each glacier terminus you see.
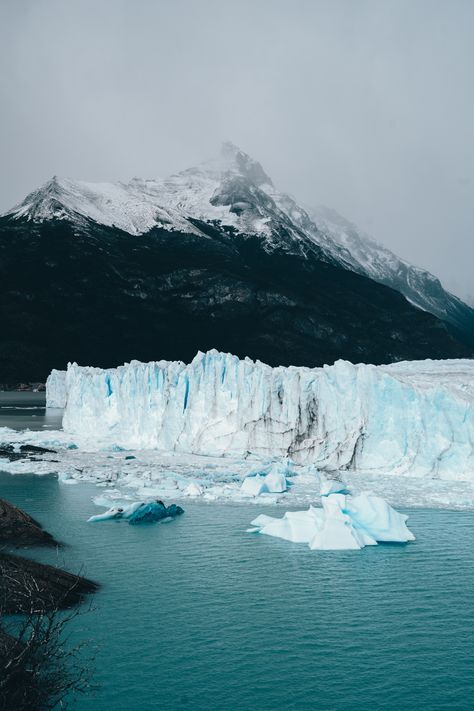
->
[46,350,474,481]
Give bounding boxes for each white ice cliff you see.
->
[46,369,67,408]
[249,481,415,550]
[51,350,474,480]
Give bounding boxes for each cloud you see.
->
[1,0,473,300]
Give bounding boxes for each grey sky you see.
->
[1,0,473,302]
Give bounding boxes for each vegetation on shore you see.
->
[0,498,97,709]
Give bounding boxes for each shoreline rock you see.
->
[0,498,58,547]
[0,553,99,614]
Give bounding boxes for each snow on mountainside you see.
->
[7,175,205,237]
[308,205,473,326]
[4,141,474,347]
[5,142,343,261]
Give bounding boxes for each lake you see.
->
[1,394,474,710]
[2,470,474,710]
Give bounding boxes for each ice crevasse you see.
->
[49,350,474,479]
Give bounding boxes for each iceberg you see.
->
[87,501,184,524]
[345,493,415,543]
[240,463,288,496]
[183,482,203,497]
[320,479,350,496]
[250,483,414,551]
[128,501,184,525]
[49,350,474,480]
[87,502,142,522]
[263,463,288,493]
[241,475,268,497]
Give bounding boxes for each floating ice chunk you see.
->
[250,514,278,528]
[346,492,415,543]
[184,482,203,497]
[87,501,143,522]
[264,465,287,493]
[128,501,184,524]
[252,507,324,544]
[241,463,287,497]
[88,501,184,524]
[309,518,362,550]
[320,479,349,496]
[241,475,267,497]
[58,471,74,483]
[88,506,128,522]
[308,494,359,549]
[250,488,413,551]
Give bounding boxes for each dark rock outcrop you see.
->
[0,444,57,464]
[0,498,57,547]
[0,553,98,614]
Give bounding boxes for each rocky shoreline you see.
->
[0,496,98,613]
[0,497,58,547]
[0,496,97,709]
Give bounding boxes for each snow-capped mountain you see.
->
[7,141,473,340]
[6,142,342,260]
[1,142,472,381]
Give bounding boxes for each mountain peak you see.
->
[6,175,77,222]
[179,142,273,187]
[217,141,273,187]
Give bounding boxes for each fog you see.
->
[1,0,473,301]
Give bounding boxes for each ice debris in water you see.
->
[241,462,288,496]
[51,351,474,480]
[249,479,415,551]
[88,500,184,525]
[183,482,203,497]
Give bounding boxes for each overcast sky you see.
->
[1,0,473,301]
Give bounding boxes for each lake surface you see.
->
[2,470,474,711]
[0,391,63,431]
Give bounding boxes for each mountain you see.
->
[1,142,472,381]
[308,205,474,347]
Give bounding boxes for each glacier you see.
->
[46,369,67,408]
[50,350,474,481]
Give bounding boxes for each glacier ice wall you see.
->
[46,369,67,408]
[58,351,474,479]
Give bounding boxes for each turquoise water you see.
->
[2,471,474,710]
